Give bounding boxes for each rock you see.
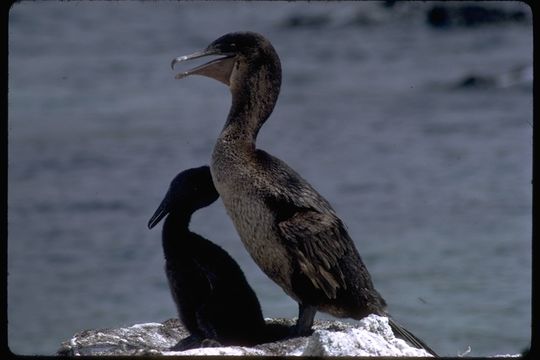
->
[426,3,529,28]
[452,64,532,90]
[58,314,434,356]
[57,319,188,356]
[281,13,332,29]
[302,315,433,356]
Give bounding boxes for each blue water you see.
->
[8,1,532,356]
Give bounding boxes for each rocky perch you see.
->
[57,314,434,356]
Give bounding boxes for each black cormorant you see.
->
[171,32,436,356]
[148,165,289,350]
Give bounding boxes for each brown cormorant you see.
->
[171,32,437,356]
[148,165,289,350]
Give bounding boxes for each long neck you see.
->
[220,60,281,146]
[161,210,193,260]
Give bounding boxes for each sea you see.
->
[7,1,532,356]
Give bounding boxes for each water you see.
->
[8,1,532,356]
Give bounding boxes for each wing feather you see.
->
[277,209,353,299]
[255,149,358,300]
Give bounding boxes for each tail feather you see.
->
[388,317,438,357]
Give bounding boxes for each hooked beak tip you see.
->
[148,200,170,229]
[171,57,190,79]
[147,211,161,230]
[171,57,181,70]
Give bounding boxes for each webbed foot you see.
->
[200,338,222,347]
[169,335,202,351]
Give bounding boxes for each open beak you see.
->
[148,198,171,229]
[171,48,236,86]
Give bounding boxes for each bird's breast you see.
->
[211,144,293,292]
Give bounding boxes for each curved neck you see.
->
[220,60,281,145]
[161,210,192,260]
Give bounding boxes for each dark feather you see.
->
[277,209,349,299]
[389,318,438,356]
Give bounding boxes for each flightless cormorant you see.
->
[148,165,289,350]
[171,32,437,356]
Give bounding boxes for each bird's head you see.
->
[171,31,281,88]
[148,166,218,229]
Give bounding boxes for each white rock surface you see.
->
[164,347,267,356]
[303,315,432,357]
[58,314,434,356]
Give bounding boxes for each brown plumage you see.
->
[171,31,437,356]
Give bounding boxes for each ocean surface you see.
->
[8,1,532,356]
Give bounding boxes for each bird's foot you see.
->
[201,338,222,348]
[289,303,316,337]
[289,323,314,338]
[169,335,203,351]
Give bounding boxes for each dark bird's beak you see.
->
[148,198,171,229]
[171,48,236,86]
